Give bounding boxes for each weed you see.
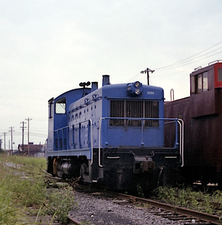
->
[153,186,222,216]
[136,184,145,198]
[45,186,76,224]
[0,154,77,224]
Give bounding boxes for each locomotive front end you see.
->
[99,78,183,191]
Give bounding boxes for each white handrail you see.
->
[178,119,184,167]
[89,119,94,166]
[98,118,103,167]
[98,117,184,168]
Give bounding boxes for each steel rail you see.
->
[115,193,221,225]
[67,215,80,225]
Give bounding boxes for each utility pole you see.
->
[140,68,155,85]
[25,117,32,156]
[20,121,26,151]
[9,127,15,151]
[3,132,7,150]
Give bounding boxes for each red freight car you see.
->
[165,60,222,186]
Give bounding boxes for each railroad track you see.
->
[42,173,222,225]
[68,191,222,225]
[4,165,220,224]
[113,192,221,225]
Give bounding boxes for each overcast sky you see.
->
[1,0,222,149]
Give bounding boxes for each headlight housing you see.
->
[126,81,143,96]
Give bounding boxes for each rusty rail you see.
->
[116,193,221,225]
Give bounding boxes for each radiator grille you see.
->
[110,100,159,127]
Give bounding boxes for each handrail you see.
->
[98,117,184,168]
[98,118,103,167]
[54,117,184,169]
[54,119,94,165]
[89,119,93,166]
[178,119,184,167]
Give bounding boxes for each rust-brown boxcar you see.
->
[164,61,222,186]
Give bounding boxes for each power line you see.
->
[154,40,222,71]
[134,41,222,83]
[156,49,222,72]
[29,132,47,138]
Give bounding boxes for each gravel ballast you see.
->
[69,191,184,225]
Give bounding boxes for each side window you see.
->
[202,72,208,91]
[214,66,222,88]
[191,71,208,94]
[191,76,196,94]
[197,74,202,93]
[218,68,222,81]
[55,98,66,114]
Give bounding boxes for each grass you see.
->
[153,186,222,216]
[0,153,76,224]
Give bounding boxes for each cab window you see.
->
[55,98,66,114]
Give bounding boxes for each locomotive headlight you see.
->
[134,81,141,88]
[126,81,143,96]
[135,88,140,95]
[127,85,132,91]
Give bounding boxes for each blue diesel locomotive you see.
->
[46,75,184,190]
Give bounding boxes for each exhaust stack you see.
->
[102,75,110,86]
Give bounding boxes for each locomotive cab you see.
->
[47,87,91,174]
